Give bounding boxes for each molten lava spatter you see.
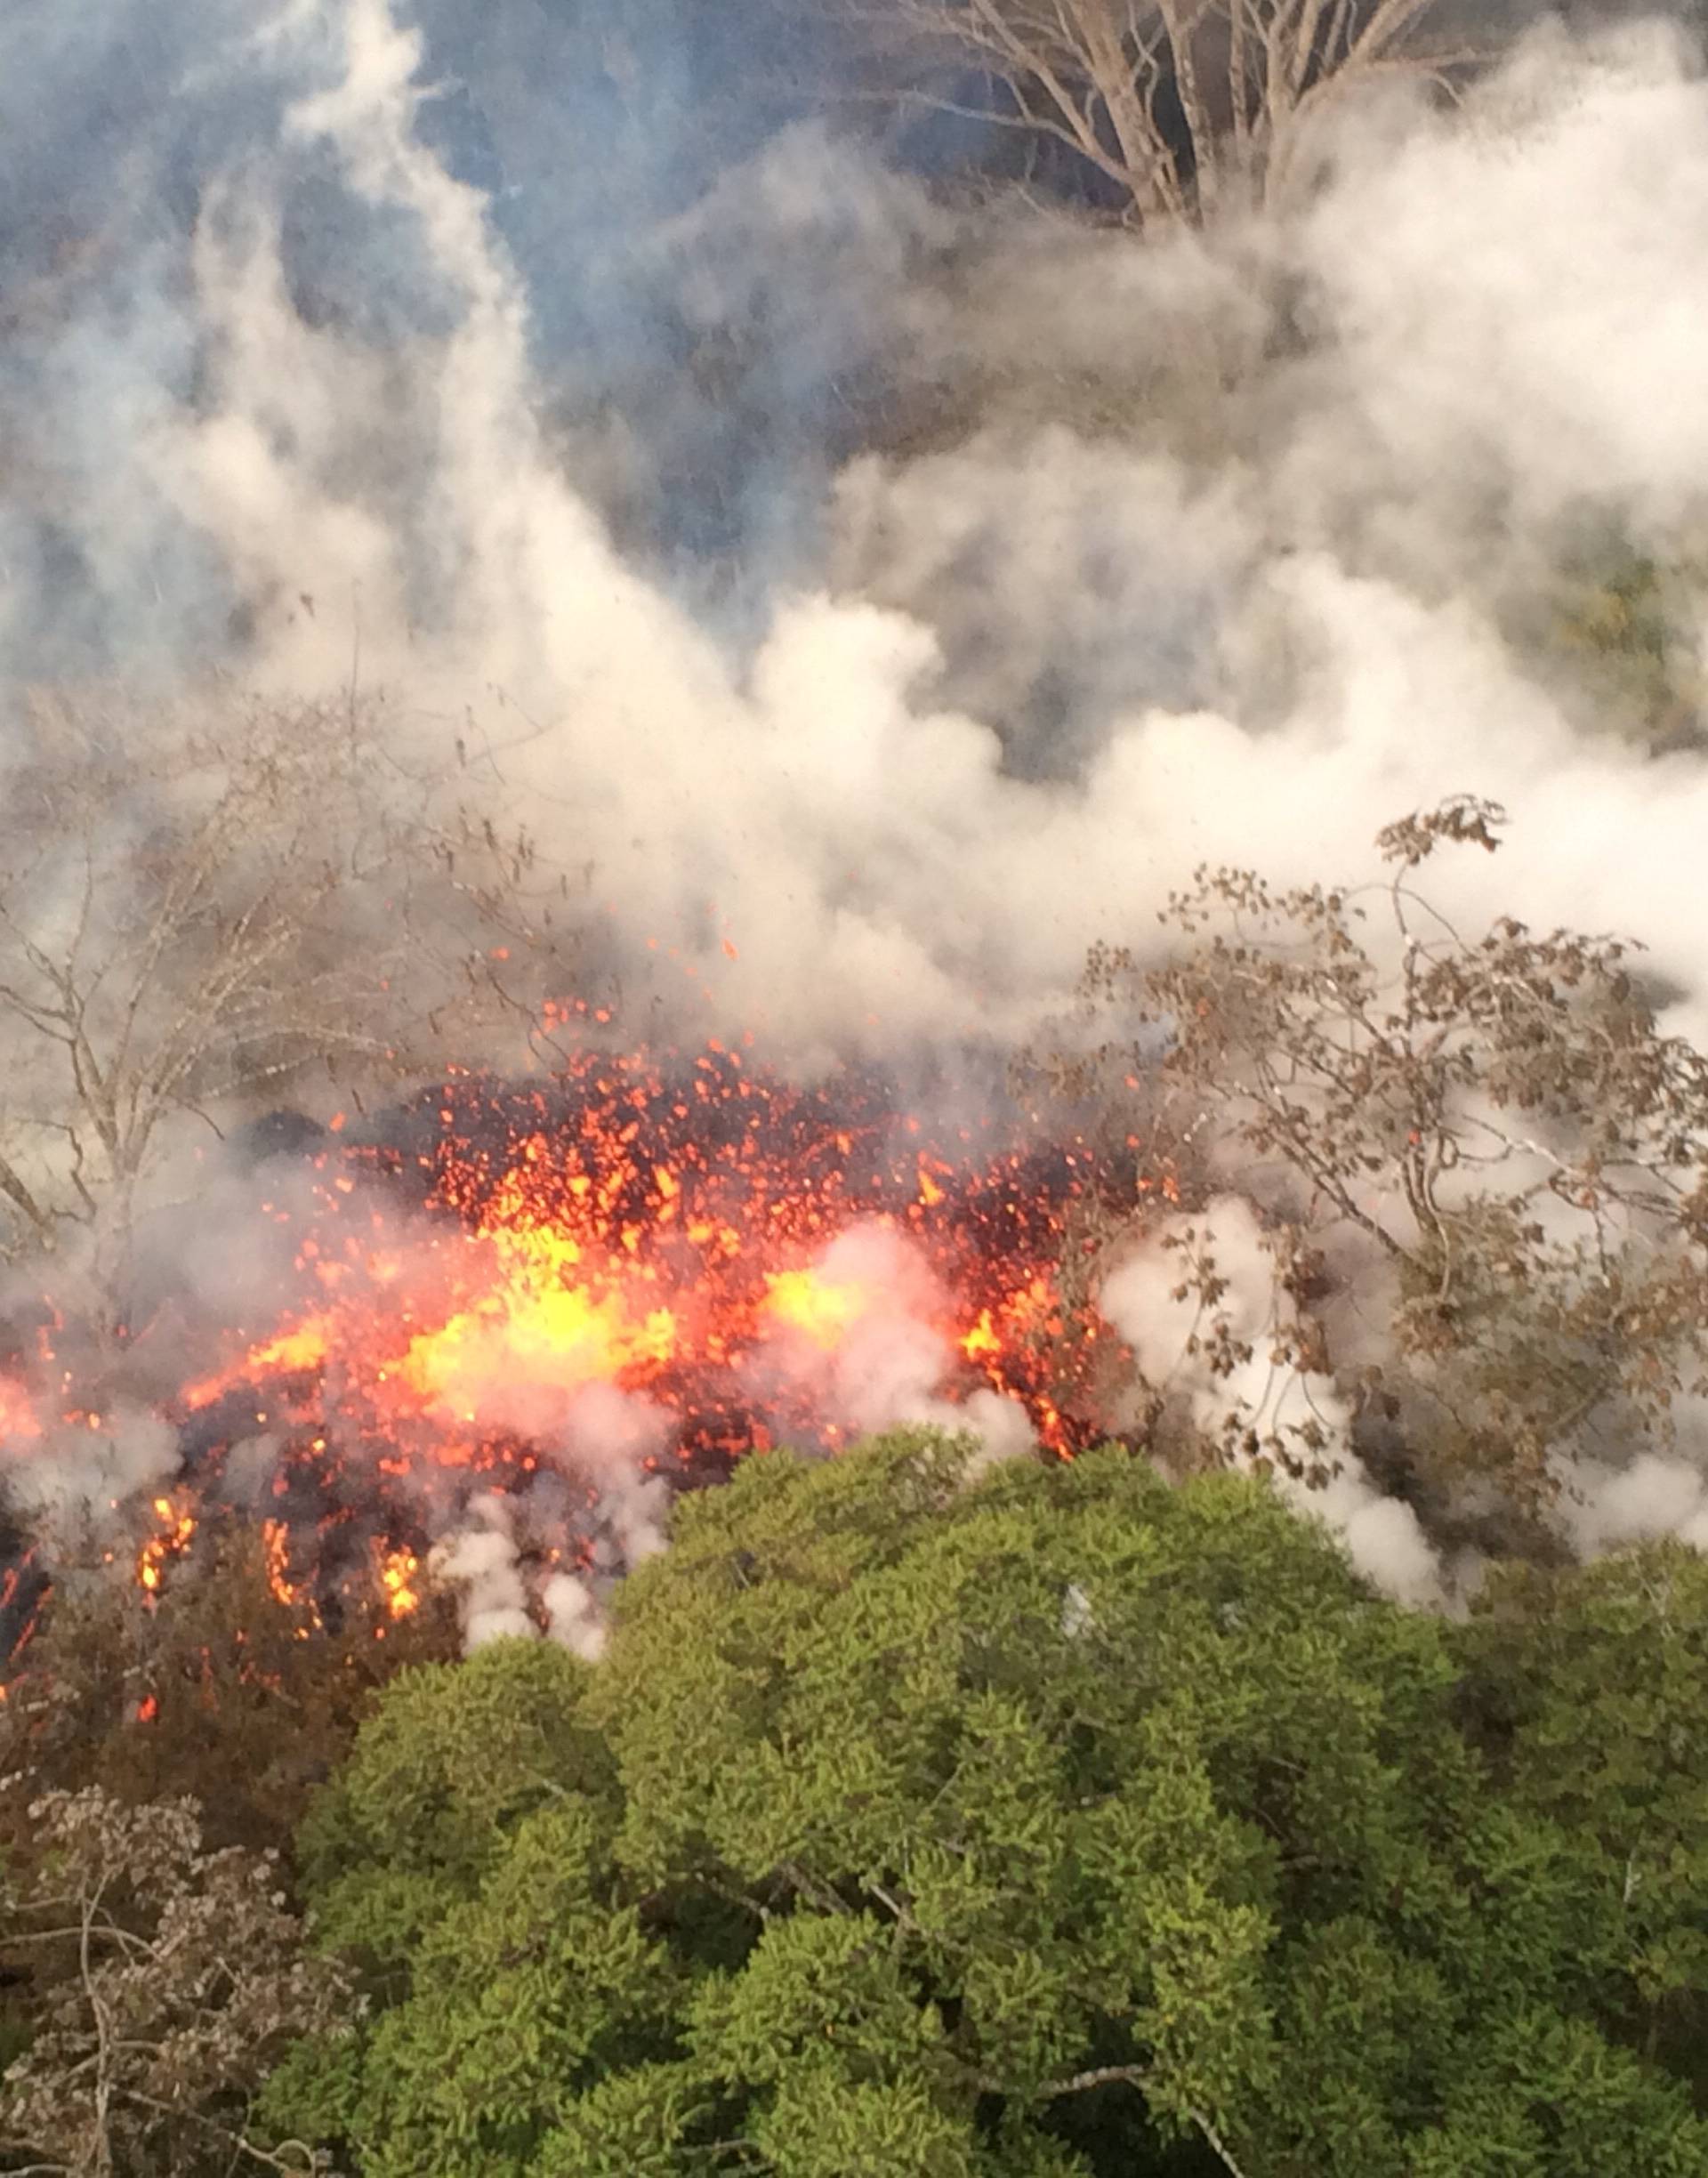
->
[0,1045,1135,1648]
[184,1047,1118,1455]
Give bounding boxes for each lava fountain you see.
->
[0,1039,1146,1659]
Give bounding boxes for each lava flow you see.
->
[1,1042,1140,1655]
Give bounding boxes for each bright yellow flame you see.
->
[136,1500,196,1594]
[378,1545,421,1620]
[398,1262,676,1415]
[183,1319,330,1410]
[250,1323,331,1374]
[960,1309,1002,1359]
[762,1269,869,1350]
[483,1212,584,1281]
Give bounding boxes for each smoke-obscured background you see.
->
[9,1,1708,1041]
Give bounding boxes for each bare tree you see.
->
[0,693,399,1272]
[809,0,1478,222]
[0,689,579,1301]
[0,1787,347,2178]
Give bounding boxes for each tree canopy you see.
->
[261,1430,1708,2176]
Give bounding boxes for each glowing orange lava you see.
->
[761,1268,872,1349]
[378,1545,421,1620]
[137,1498,197,1594]
[0,1043,1140,1647]
[0,1376,41,1443]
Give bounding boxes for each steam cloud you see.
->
[1101,1199,1441,1604]
[6,0,1708,1607]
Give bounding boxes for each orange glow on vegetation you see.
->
[137,1499,197,1594]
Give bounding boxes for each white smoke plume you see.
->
[4,1406,181,1529]
[431,1495,534,1649]
[1561,1449,1708,1555]
[532,1386,673,1658]
[438,1445,668,1655]
[752,1222,1035,1460]
[1100,1198,1442,1604]
[150,7,1708,1069]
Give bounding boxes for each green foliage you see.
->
[1455,1544,1708,2091]
[266,1432,1708,2176]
